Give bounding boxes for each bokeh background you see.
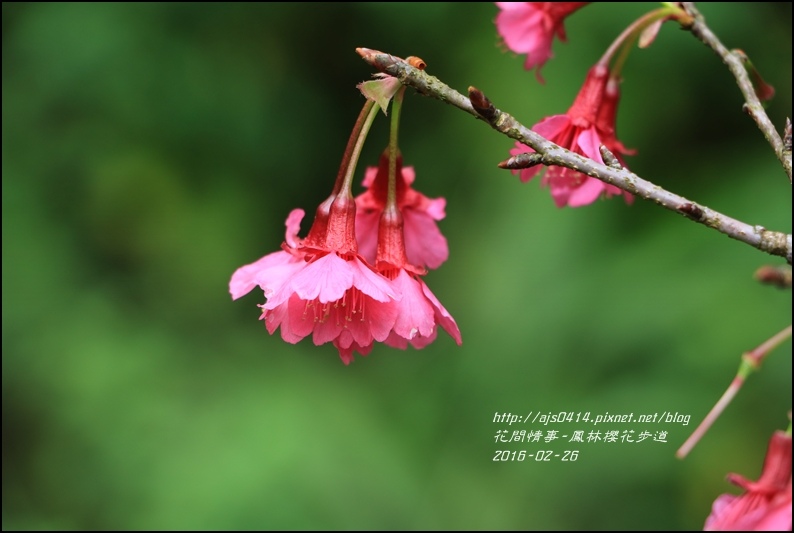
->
[3,2,791,530]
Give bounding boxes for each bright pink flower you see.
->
[333,204,462,361]
[380,268,462,351]
[495,2,589,81]
[510,65,634,207]
[705,431,792,531]
[376,205,461,352]
[261,249,399,349]
[595,75,636,170]
[355,150,449,270]
[230,194,403,364]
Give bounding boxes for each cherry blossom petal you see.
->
[288,253,354,304]
[229,250,295,300]
[348,256,400,303]
[576,127,605,163]
[284,208,305,248]
[391,270,437,340]
[567,177,606,207]
[533,114,570,139]
[333,336,373,365]
[420,280,462,345]
[353,209,380,265]
[403,210,449,271]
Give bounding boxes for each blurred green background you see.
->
[3,2,791,530]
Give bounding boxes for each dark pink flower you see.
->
[334,204,462,361]
[595,75,636,169]
[230,194,403,364]
[355,149,449,270]
[705,430,792,531]
[510,65,634,207]
[230,186,460,364]
[380,268,462,351]
[495,2,589,81]
[377,205,461,350]
[261,248,399,349]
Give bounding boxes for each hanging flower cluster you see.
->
[494,3,694,208]
[509,65,635,207]
[230,88,461,364]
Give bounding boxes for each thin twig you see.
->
[357,48,793,265]
[679,2,792,183]
[676,324,793,459]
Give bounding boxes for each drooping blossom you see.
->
[233,65,460,365]
[340,204,461,361]
[380,266,461,352]
[229,193,403,364]
[509,64,634,208]
[704,430,792,531]
[495,2,589,81]
[355,149,449,270]
[595,75,636,170]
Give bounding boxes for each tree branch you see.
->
[357,48,793,265]
[679,2,792,183]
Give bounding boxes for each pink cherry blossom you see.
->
[382,268,462,350]
[324,162,462,362]
[705,431,792,531]
[261,251,400,351]
[324,202,461,363]
[373,205,461,353]
[230,197,404,364]
[495,2,589,81]
[341,269,462,360]
[355,150,449,269]
[510,65,634,207]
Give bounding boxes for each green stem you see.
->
[387,87,407,209]
[599,6,684,77]
[745,324,793,367]
[676,324,792,459]
[339,100,380,196]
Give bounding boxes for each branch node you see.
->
[757,229,791,261]
[784,118,792,154]
[677,202,705,222]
